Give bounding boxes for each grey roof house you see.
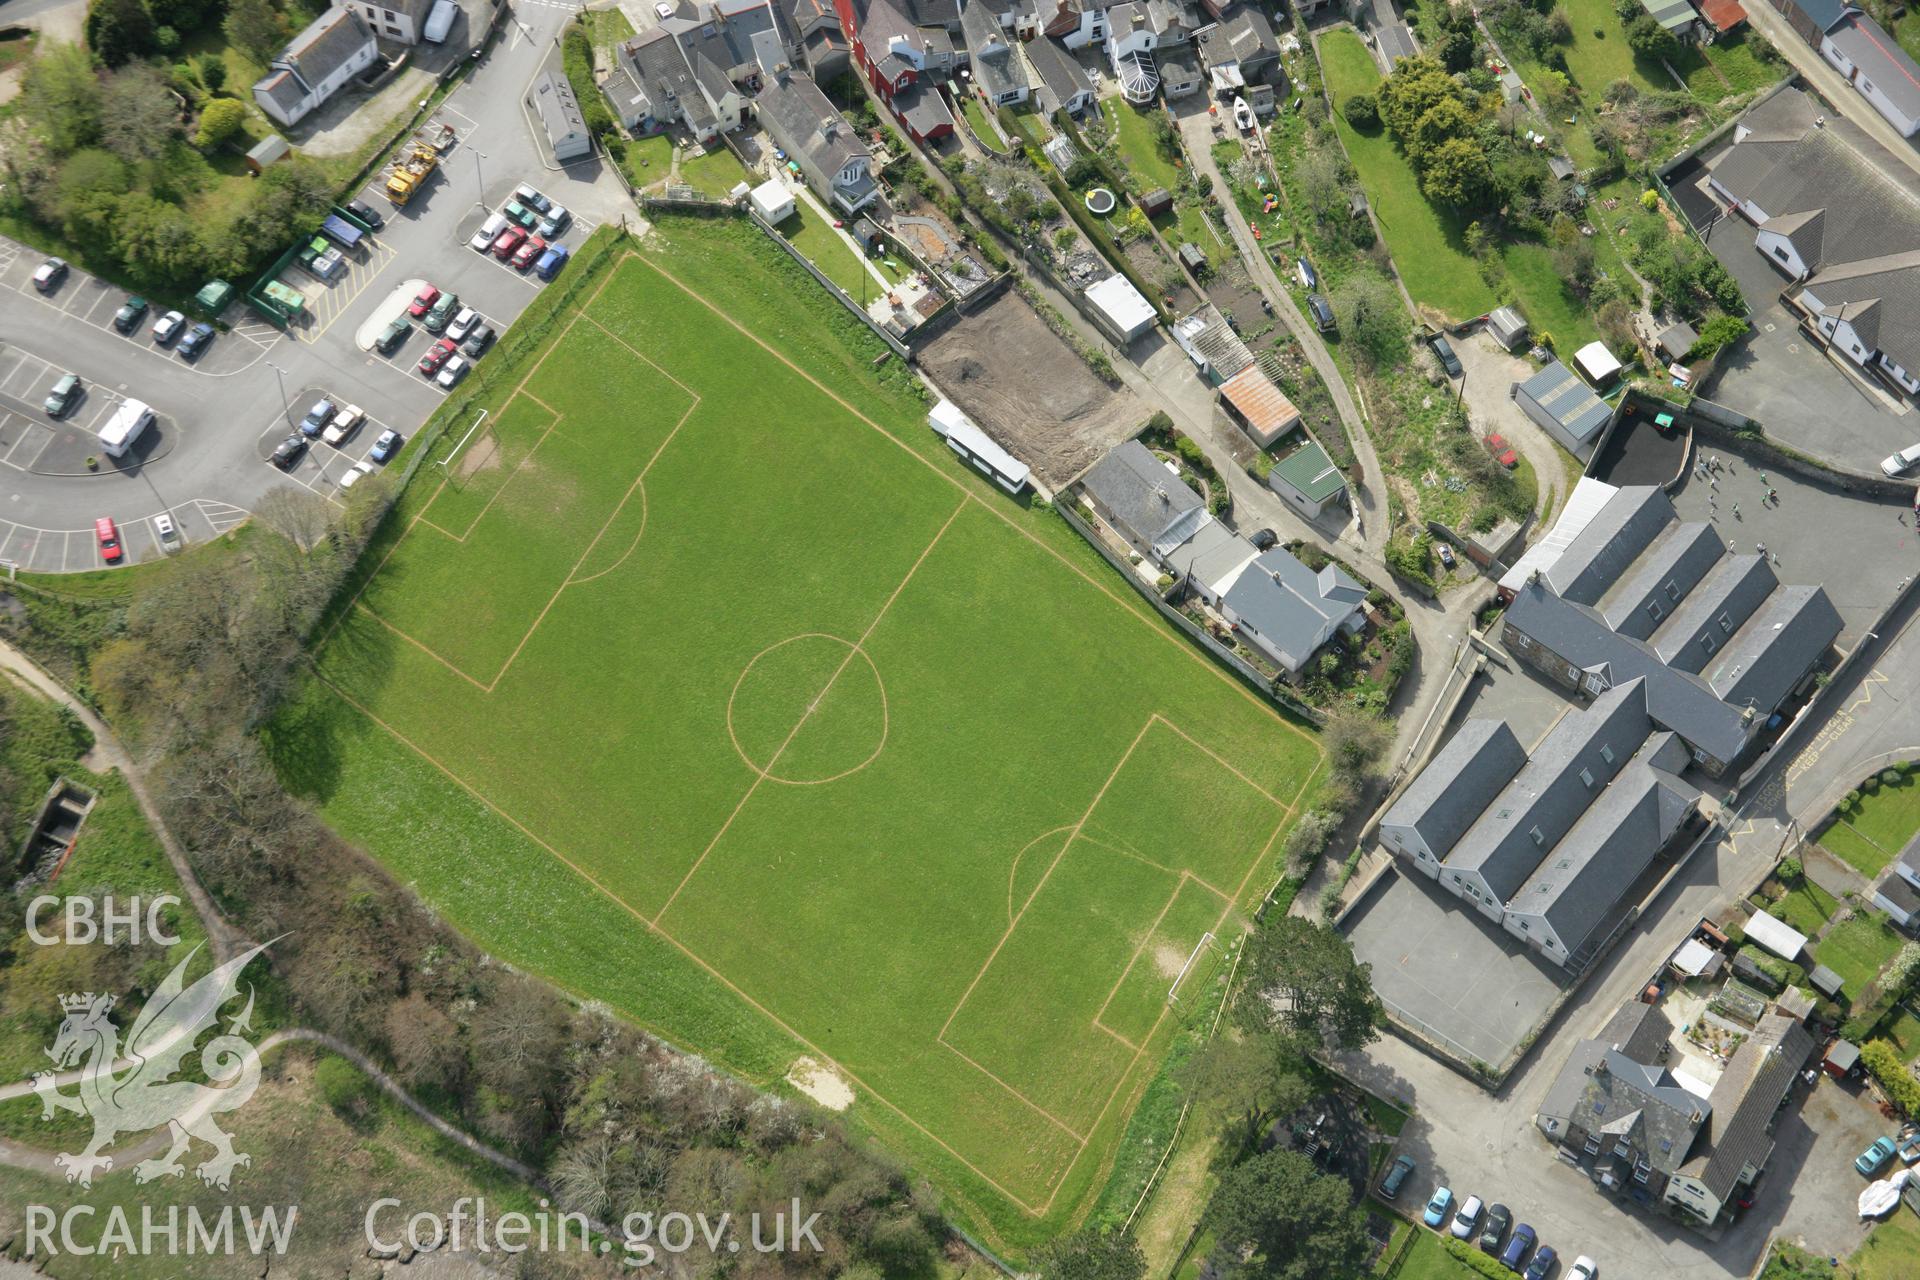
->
[606,0,791,141]
[960,0,1031,105]
[753,51,880,214]
[1024,33,1095,115]
[1218,546,1367,674]
[252,7,379,128]
[1079,440,1209,564]
[1665,1013,1813,1226]
[1194,6,1282,94]
[530,71,594,163]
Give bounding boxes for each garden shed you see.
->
[1809,963,1845,999]
[1744,909,1808,961]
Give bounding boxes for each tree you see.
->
[1323,705,1389,783]
[100,64,183,165]
[1235,915,1382,1051]
[149,0,222,33]
[194,96,245,150]
[1175,1032,1311,1147]
[1033,1228,1146,1280]
[1409,98,1473,160]
[1420,135,1494,208]
[113,190,207,286]
[225,0,285,62]
[1436,28,1476,72]
[1625,13,1681,62]
[1203,1148,1371,1280]
[194,52,227,94]
[1295,144,1353,227]
[1329,269,1404,369]
[1340,92,1377,130]
[85,0,159,67]
[1376,57,1460,141]
[20,41,103,152]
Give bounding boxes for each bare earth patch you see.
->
[917,292,1143,487]
[454,434,505,480]
[786,1056,855,1111]
[1153,943,1188,978]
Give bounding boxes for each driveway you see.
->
[1453,333,1580,523]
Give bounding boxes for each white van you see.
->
[99,399,154,458]
[468,211,509,252]
[422,0,457,44]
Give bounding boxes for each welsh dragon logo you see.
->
[31,940,272,1191]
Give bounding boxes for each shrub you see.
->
[1864,775,1881,794]
[1882,768,1903,786]
[1776,857,1802,885]
[1864,1040,1920,1117]
[1342,93,1379,129]
[193,97,246,151]
[1443,1238,1516,1279]
[315,1057,374,1118]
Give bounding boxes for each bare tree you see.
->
[255,485,336,554]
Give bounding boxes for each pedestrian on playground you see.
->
[1733,503,1741,518]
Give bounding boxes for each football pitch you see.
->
[275,220,1324,1236]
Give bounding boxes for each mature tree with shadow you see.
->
[1203,1147,1370,1280]
[1234,915,1382,1054]
[1176,1032,1313,1152]
[1032,1226,1146,1280]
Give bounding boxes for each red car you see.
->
[408,285,441,318]
[1485,433,1519,469]
[492,226,527,260]
[95,516,123,565]
[511,235,547,271]
[417,337,456,376]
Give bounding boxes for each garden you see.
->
[1818,762,1920,879]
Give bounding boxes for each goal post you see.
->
[437,408,491,474]
[1167,931,1225,1007]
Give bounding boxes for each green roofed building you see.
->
[1268,438,1348,519]
[195,280,235,314]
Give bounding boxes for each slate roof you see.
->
[1547,486,1676,605]
[1679,1012,1813,1202]
[1651,553,1778,672]
[1538,1000,1679,1136]
[1082,439,1208,556]
[895,81,956,135]
[256,70,307,117]
[1599,521,1728,641]
[1712,121,1920,272]
[1706,585,1845,710]
[1375,22,1417,64]
[1580,1047,1709,1175]
[1024,32,1092,105]
[1443,681,1654,901]
[1780,0,1855,33]
[1597,998,1677,1062]
[1515,360,1612,449]
[1803,248,1920,376]
[1878,872,1920,917]
[531,71,589,150]
[1382,719,1527,858]
[1221,546,1366,668]
[1827,16,1920,125]
[283,7,373,87]
[1194,5,1278,73]
[1163,519,1256,593]
[754,65,877,206]
[961,0,1029,98]
[1657,321,1699,362]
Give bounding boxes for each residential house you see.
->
[836,0,959,140]
[1080,439,1210,564]
[1536,999,1680,1141]
[1105,0,1198,102]
[1873,872,1920,927]
[1038,0,1112,50]
[1218,546,1367,673]
[793,0,852,78]
[1164,520,1258,604]
[1768,1,1920,136]
[346,0,433,43]
[1194,5,1283,110]
[1499,484,1843,776]
[1267,438,1348,519]
[1664,1013,1814,1226]
[1512,359,1613,458]
[252,7,378,128]
[753,51,881,213]
[961,0,1031,105]
[606,0,790,141]
[1024,31,1096,114]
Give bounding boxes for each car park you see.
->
[151,310,186,345]
[300,398,338,437]
[1880,442,1920,476]
[1477,1203,1510,1254]
[113,296,149,333]
[538,206,571,239]
[154,511,178,544]
[1499,1222,1535,1270]
[1857,1135,1897,1176]
[322,404,365,447]
[504,200,537,229]
[436,354,470,389]
[493,225,528,260]
[43,374,81,418]
[339,461,375,490]
[1430,334,1462,378]
[271,434,308,470]
[1449,1195,1482,1240]
[377,317,412,354]
[535,244,570,280]
[418,338,456,376]
[345,199,385,230]
[1379,1155,1415,1200]
[409,285,442,318]
[447,307,480,342]
[178,322,215,360]
[513,235,547,270]
[1523,1245,1557,1280]
[469,213,509,252]
[95,517,123,565]
[462,323,494,357]
[1422,1187,1452,1229]
[32,257,69,292]
[423,292,461,333]
[1566,1257,1596,1280]
[369,429,403,464]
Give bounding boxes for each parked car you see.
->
[322,404,365,447]
[154,511,178,545]
[113,296,149,333]
[1429,334,1463,378]
[655,0,674,15]
[1881,442,1920,477]
[1485,432,1519,469]
[469,212,509,252]
[270,433,308,470]
[368,429,403,464]
[409,285,441,318]
[504,200,537,228]
[512,235,547,271]
[178,322,215,360]
[418,338,456,376]
[1478,1203,1510,1254]
[1565,1258,1597,1280]
[1249,528,1278,552]
[377,317,412,354]
[492,225,528,260]
[1857,1136,1897,1176]
[1438,542,1458,570]
[345,199,385,230]
[1500,1223,1536,1271]
[446,307,480,342]
[436,354,470,389]
[1897,1130,1920,1165]
[151,310,186,345]
[43,374,82,418]
[535,244,570,280]
[423,292,460,333]
[32,257,69,292]
[514,183,550,214]
[95,517,123,565]
[299,398,337,437]
[339,461,374,490]
[537,205,571,239]
[1523,1245,1558,1280]
[1422,1187,1453,1229]
[1449,1195,1483,1240]
[1379,1156,1416,1201]
[463,323,495,357]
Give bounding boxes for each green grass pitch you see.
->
[272,218,1324,1241]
